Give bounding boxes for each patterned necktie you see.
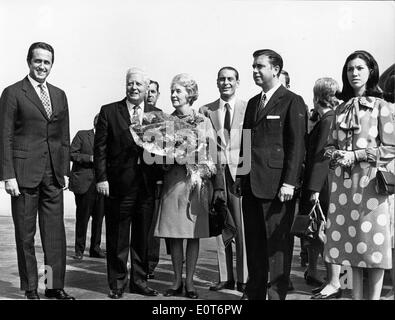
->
[256,93,266,120]
[39,84,52,118]
[133,105,141,124]
[259,93,266,112]
[224,103,231,143]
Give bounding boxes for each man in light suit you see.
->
[94,68,162,299]
[69,114,105,261]
[200,66,248,293]
[235,49,307,300]
[0,42,74,300]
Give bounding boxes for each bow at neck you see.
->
[338,96,375,131]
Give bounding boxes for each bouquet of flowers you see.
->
[129,111,217,191]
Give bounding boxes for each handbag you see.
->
[290,201,326,243]
[375,150,395,195]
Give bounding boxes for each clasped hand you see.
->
[328,150,356,168]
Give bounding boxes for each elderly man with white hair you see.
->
[94,68,163,299]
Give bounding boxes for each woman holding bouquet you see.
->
[154,73,224,299]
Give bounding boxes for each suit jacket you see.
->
[238,85,307,199]
[94,98,162,196]
[0,76,70,188]
[303,110,335,192]
[199,98,247,182]
[69,129,95,194]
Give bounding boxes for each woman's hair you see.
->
[313,77,340,110]
[338,50,382,101]
[171,73,199,105]
[383,74,395,103]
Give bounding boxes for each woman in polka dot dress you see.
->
[324,50,395,300]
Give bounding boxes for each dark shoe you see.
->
[73,252,83,261]
[240,293,248,300]
[130,285,159,296]
[287,279,294,291]
[312,283,327,295]
[236,282,247,293]
[45,289,75,300]
[147,272,155,280]
[209,280,235,291]
[163,283,183,297]
[304,271,324,287]
[108,288,124,299]
[89,250,106,258]
[185,290,199,299]
[311,287,342,300]
[25,290,40,300]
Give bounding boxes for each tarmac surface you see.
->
[0,191,393,301]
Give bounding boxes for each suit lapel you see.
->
[231,99,245,130]
[209,100,226,147]
[22,77,49,120]
[88,129,94,149]
[255,85,286,125]
[118,98,131,126]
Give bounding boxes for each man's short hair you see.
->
[27,42,55,63]
[150,80,160,93]
[217,66,239,81]
[253,49,283,75]
[125,67,150,87]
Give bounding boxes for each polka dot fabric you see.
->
[324,98,395,269]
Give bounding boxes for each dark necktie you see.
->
[224,103,231,143]
[39,84,52,118]
[259,93,266,112]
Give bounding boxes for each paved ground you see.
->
[0,190,393,301]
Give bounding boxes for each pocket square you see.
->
[266,115,280,119]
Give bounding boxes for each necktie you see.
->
[224,103,231,143]
[133,105,141,124]
[39,84,52,118]
[259,93,266,112]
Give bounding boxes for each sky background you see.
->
[0,0,394,138]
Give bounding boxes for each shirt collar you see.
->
[262,81,282,102]
[27,74,47,89]
[126,99,143,111]
[219,96,236,110]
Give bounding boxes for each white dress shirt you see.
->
[28,75,52,106]
[126,99,144,124]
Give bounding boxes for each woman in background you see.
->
[298,78,341,298]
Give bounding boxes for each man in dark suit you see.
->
[94,68,162,299]
[200,66,248,293]
[0,42,74,300]
[234,49,307,300]
[69,114,105,261]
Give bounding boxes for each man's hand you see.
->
[63,176,69,190]
[5,178,21,197]
[310,192,320,203]
[278,185,294,202]
[212,190,226,204]
[232,178,242,198]
[90,155,94,162]
[96,181,110,197]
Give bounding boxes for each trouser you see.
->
[12,155,66,291]
[242,193,295,300]
[74,182,105,254]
